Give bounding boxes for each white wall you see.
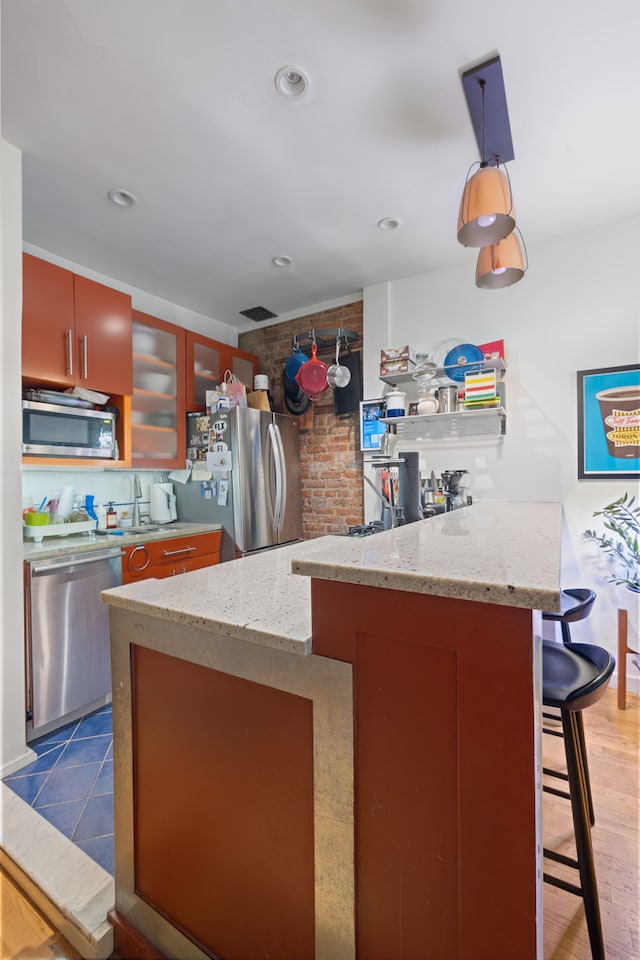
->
[1,138,32,775]
[363,214,640,687]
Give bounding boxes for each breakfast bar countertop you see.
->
[102,502,563,657]
[291,501,563,612]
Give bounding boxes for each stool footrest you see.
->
[544,848,580,870]
[543,766,569,782]
[543,872,583,898]
[543,726,565,738]
[543,783,571,801]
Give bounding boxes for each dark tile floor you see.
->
[2,705,114,875]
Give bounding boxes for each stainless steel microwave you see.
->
[22,400,117,458]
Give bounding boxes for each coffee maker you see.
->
[440,470,469,512]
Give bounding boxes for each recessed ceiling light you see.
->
[107,189,137,208]
[274,66,309,98]
[377,217,402,231]
[272,255,292,267]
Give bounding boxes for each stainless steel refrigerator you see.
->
[176,406,303,561]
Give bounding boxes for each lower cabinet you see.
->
[128,645,315,960]
[121,531,221,584]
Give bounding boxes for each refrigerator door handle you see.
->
[272,422,287,531]
[267,422,283,531]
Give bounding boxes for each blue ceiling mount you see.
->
[461,55,514,166]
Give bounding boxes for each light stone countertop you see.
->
[23,522,222,562]
[102,538,319,655]
[101,502,563,657]
[292,501,563,612]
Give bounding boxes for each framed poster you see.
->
[577,364,640,479]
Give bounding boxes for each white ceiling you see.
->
[2,0,639,331]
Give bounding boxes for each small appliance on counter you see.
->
[440,469,470,512]
[150,482,178,524]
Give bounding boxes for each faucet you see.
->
[132,474,142,526]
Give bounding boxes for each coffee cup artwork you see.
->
[596,386,640,459]
[578,365,640,479]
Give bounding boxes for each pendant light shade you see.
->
[457,164,515,247]
[475,229,526,289]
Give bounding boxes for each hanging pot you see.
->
[284,347,309,381]
[326,338,352,389]
[296,343,329,399]
[283,372,311,415]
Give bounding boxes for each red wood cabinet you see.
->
[186,330,259,411]
[121,531,221,584]
[130,644,315,960]
[311,578,539,960]
[22,253,132,396]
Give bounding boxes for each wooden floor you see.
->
[542,688,639,960]
[1,688,638,960]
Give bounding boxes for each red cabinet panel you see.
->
[121,531,221,584]
[22,253,132,395]
[22,254,76,387]
[131,645,315,960]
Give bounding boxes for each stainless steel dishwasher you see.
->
[24,546,122,741]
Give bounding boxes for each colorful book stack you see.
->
[464,367,500,408]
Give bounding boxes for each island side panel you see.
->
[311,579,539,960]
[131,644,316,960]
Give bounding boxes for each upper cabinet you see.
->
[131,311,186,468]
[22,253,133,396]
[186,331,259,412]
[186,332,223,412]
[228,346,259,395]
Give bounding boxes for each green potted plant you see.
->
[583,493,640,593]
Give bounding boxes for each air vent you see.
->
[239,306,278,322]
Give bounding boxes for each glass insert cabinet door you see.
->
[131,312,186,468]
[186,332,258,412]
[188,335,222,411]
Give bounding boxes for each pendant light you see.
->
[457,78,515,247]
[476,228,527,289]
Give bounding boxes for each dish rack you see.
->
[24,519,97,543]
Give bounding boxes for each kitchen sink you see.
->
[127,525,161,534]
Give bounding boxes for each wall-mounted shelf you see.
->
[379,358,506,387]
[381,407,506,439]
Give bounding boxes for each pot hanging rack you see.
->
[291,327,359,355]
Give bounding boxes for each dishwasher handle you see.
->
[29,548,123,575]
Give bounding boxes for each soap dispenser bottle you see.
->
[106,502,118,529]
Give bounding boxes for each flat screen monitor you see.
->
[359,399,386,452]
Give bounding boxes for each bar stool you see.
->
[542,589,598,823]
[541,589,615,960]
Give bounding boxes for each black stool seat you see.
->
[541,597,615,960]
[543,641,615,709]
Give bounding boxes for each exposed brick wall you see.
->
[239,301,364,539]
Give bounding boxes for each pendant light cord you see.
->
[479,79,487,166]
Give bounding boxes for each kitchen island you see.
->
[102,501,562,960]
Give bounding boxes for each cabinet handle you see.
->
[161,546,196,557]
[128,544,151,572]
[81,334,88,379]
[66,329,74,376]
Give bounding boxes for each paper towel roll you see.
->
[57,486,75,520]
